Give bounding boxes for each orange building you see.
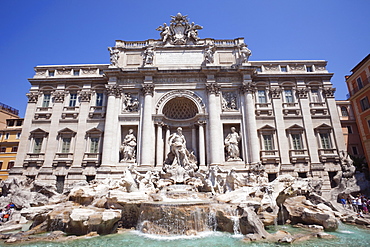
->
[345,54,370,170]
[0,102,22,180]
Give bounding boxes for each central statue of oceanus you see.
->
[162,127,198,183]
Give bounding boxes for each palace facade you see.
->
[11,14,346,194]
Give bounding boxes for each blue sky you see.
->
[1,0,369,117]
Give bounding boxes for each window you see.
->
[49,71,55,76]
[73,70,80,76]
[346,126,353,134]
[306,66,313,72]
[16,133,21,139]
[263,135,273,150]
[357,77,363,89]
[5,133,9,140]
[16,120,22,126]
[291,134,303,150]
[360,97,370,111]
[284,89,294,103]
[256,67,262,72]
[258,90,267,103]
[0,147,5,153]
[0,161,3,169]
[368,120,370,129]
[42,94,51,107]
[96,93,103,107]
[7,162,14,170]
[33,138,42,153]
[11,146,18,152]
[69,93,77,107]
[310,89,321,103]
[320,133,332,149]
[61,138,71,153]
[351,146,358,155]
[90,137,100,153]
[281,66,287,72]
[341,106,348,116]
[7,120,14,127]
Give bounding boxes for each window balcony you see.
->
[318,149,340,162]
[289,149,310,163]
[82,153,101,166]
[53,153,73,166]
[24,153,45,167]
[89,106,106,118]
[260,150,280,164]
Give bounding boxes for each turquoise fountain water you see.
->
[5,223,370,247]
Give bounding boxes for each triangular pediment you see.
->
[30,128,48,134]
[86,127,103,134]
[314,123,332,130]
[259,124,275,130]
[57,127,76,134]
[287,124,304,130]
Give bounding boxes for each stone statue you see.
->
[340,150,356,178]
[156,23,171,44]
[163,127,198,183]
[143,46,154,65]
[120,164,141,192]
[108,47,120,67]
[204,44,215,64]
[224,127,242,161]
[225,168,241,192]
[239,43,251,63]
[120,129,137,162]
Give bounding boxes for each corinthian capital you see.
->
[105,85,121,97]
[141,83,154,96]
[239,82,255,93]
[26,92,39,103]
[205,82,221,95]
[322,87,336,98]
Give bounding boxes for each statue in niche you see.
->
[120,129,137,162]
[224,127,242,161]
[204,44,215,64]
[221,92,238,111]
[239,43,252,63]
[143,46,155,65]
[122,93,139,112]
[163,127,198,183]
[108,47,120,67]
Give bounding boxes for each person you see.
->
[168,127,189,167]
[340,196,347,208]
[120,129,137,162]
[224,127,241,161]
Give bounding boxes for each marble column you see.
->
[206,81,222,165]
[101,84,120,166]
[140,83,154,166]
[164,125,170,157]
[198,121,206,167]
[191,125,197,156]
[156,122,164,166]
[240,80,260,164]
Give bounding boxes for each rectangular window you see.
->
[263,135,273,150]
[16,120,22,126]
[360,97,370,111]
[73,70,80,76]
[291,134,303,150]
[96,93,103,107]
[346,126,353,134]
[11,146,18,152]
[90,137,100,153]
[42,94,51,107]
[351,146,358,155]
[357,77,363,89]
[49,71,55,76]
[0,147,6,153]
[341,106,348,116]
[320,133,332,149]
[306,66,313,72]
[281,66,287,72]
[284,89,294,103]
[33,138,42,153]
[69,93,77,107]
[5,133,9,140]
[16,133,21,139]
[7,161,14,170]
[256,67,262,72]
[258,90,267,103]
[61,138,71,153]
[311,89,320,103]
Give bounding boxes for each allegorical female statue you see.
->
[224,127,242,161]
[120,129,137,162]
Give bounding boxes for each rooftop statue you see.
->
[156,13,203,45]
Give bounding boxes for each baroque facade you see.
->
[11,14,346,194]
